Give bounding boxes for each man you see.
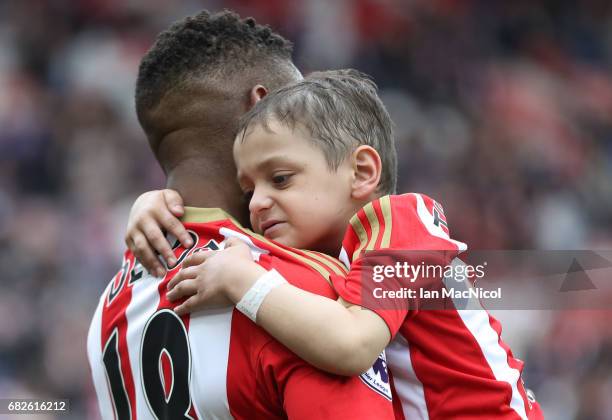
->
[86,10,394,420]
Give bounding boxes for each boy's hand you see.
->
[166,238,266,315]
[125,189,192,277]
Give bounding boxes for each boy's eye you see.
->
[272,174,291,185]
[242,190,254,202]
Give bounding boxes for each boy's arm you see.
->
[211,240,392,375]
[167,240,391,376]
[228,194,465,376]
[244,283,390,375]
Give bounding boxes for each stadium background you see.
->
[1,0,611,418]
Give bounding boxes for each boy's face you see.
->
[233,119,357,255]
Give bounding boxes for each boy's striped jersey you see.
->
[87,207,395,420]
[334,193,543,420]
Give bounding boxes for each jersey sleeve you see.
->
[257,339,395,420]
[333,193,467,338]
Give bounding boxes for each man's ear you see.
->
[351,145,382,200]
[248,85,268,108]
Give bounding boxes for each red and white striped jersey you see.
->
[87,207,395,420]
[333,194,543,420]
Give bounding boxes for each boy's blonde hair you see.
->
[237,69,397,194]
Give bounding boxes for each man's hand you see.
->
[125,189,192,277]
[166,238,267,315]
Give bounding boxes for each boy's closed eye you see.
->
[271,173,292,187]
[242,190,254,202]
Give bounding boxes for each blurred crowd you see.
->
[1,0,611,418]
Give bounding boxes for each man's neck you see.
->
[166,166,249,225]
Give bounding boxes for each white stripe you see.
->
[413,194,468,252]
[188,308,234,419]
[445,258,528,419]
[87,282,114,420]
[385,335,429,419]
[125,264,163,419]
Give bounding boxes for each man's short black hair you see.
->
[135,9,295,115]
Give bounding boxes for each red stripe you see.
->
[343,224,360,263]
[156,274,192,330]
[388,194,412,249]
[355,208,373,258]
[100,254,137,418]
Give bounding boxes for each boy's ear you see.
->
[248,85,268,108]
[350,145,382,200]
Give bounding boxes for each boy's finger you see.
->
[166,279,198,301]
[141,220,177,268]
[131,232,165,277]
[175,290,210,316]
[182,251,213,268]
[166,269,190,291]
[224,237,244,249]
[174,296,197,316]
[163,189,185,217]
[174,293,207,315]
[159,210,193,249]
[174,303,188,316]
[175,265,202,282]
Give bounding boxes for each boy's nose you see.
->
[248,189,273,214]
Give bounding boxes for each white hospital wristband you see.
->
[236,269,287,323]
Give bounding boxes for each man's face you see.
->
[233,119,356,255]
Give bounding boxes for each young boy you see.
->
[130,70,542,419]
